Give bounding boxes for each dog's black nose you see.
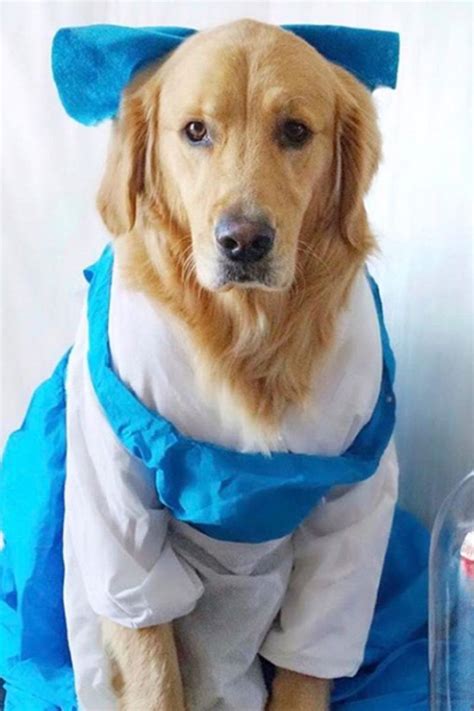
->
[215,215,275,263]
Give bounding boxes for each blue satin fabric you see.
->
[0,247,428,709]
[0,354,76,711]
[51,24,400,126]
[86,246,396,543]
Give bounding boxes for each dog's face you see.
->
[98,20,380,293]
[157,24,339,292]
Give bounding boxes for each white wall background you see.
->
[1,1,472,527]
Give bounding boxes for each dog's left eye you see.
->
[280,120,312,148]
[184,121,209,144]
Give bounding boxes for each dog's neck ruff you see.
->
[86,246,396,543]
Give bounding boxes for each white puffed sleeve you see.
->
[260,440,398,679]
[62,310,204,710]
[63,310,204,629]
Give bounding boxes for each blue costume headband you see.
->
[51,24,400,126]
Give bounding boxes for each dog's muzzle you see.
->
[214,212,275,286]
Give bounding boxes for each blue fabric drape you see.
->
[86,247,396,543]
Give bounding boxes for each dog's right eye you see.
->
[280,120,312,148]
[184,121,209,144]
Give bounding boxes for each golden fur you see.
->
[102,619,185,711]
[97,19,381,710]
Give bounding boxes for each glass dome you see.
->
[429,471,474,710]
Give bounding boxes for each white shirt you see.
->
[63,258,398,710]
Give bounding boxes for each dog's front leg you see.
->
[267,668,331,711]
[102,618,185,711]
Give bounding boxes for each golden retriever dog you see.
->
[97,18,381,711]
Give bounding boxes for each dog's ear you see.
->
[331,66,381,248]
[97,73,158,236]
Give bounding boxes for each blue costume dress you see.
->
[0,23,429,711]
[0,247,429,710]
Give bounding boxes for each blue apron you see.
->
[0,247,429,710]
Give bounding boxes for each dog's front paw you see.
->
[102,619,186,711]
[266,668,331,711]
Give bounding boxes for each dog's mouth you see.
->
[220,262,269,288]
[213,261,285,292]
[193,243,293,293]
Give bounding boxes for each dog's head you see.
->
[98,19,381,293]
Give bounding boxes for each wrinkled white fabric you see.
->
[63,261,398,710]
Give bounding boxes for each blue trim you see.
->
[86,246,396,543]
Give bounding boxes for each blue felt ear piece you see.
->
[51,24,399,127]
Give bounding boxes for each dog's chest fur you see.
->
[108,262,382,458]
